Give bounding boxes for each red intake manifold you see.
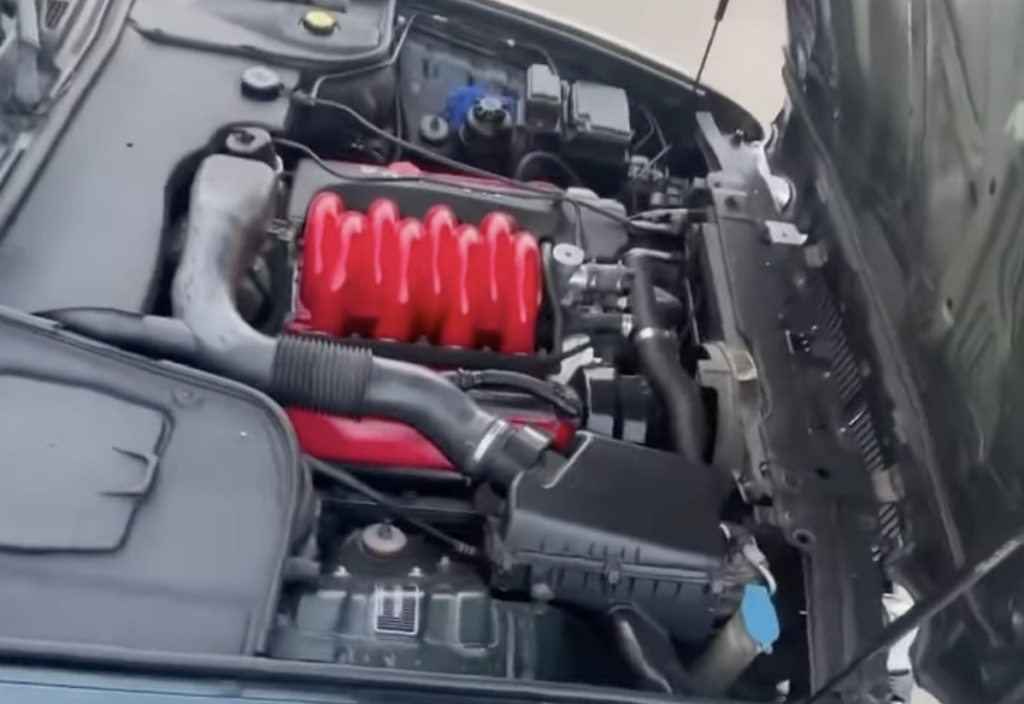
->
[298,193,541,353]
[290,192,563,472]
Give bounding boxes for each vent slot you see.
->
[44,0,70,29]
[373,585,421,635]
[812,275,905,555]
[814,280,864,408]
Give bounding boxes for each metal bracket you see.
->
[765,220,808,246]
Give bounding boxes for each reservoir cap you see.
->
[302,9,337,36]
[741,585,780,652]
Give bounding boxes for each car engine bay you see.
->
[0,0,902,702]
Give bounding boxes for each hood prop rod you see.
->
[693,0,731,90]
[803,523,1024,703]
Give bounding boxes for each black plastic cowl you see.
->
[0,305,306,656]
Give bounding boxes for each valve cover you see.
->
[291,190,563,472]
[298,193,542,354]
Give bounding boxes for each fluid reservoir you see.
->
[692,585,780,695]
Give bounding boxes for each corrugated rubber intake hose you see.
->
[271,335,504,476]
[623,249,707,464]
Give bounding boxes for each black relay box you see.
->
[514,64,632,169]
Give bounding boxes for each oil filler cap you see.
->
[302,9,337,36]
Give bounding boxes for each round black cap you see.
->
[225,127,276,166]
[240,65,283,101]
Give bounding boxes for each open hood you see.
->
[782,1,1024,702]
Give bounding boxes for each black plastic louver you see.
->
[44,0,69,29]
[818,291,864,408]
[812,275,905,555]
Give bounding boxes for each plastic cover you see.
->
[0,306,307,655]
[491,433,739,643]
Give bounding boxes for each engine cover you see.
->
[298,193,541,353]
[291,187,567,471]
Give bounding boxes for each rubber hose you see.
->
[447,369,582,418]
[514,151,582,186]
[366,355,510,478]
[607,605,702,696]
[273,334,505,476]
[38,308,201,362]
[624,250,707,463]
[171,154,280,387]
[270,335,373,414]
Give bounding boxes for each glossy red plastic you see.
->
[287,408,576,471]
[292,189,554,470]
[298,193,541,353]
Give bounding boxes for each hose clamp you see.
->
[470,419,512,469]
[635,327,673,341]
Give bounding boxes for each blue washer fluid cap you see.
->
[445,86,516,130]
[741,584,780,652]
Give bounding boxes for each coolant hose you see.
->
[624,249,707,463]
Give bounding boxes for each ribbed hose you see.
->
[270,335,372,414]
[624,250,707,464]
[272,335,511,477]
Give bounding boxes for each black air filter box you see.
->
[488,433,746,643]
[0,307,309,655]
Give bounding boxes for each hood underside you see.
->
[785,1,1024,701]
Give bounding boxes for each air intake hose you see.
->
[170,154,280,387]
[270,335,514,476]
[623,249,707,464]
[48,154,550,481]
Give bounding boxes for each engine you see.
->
[232,137,775,692]
[35,108,779,697]
[4,1,808,700]
[285,165,576,471]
